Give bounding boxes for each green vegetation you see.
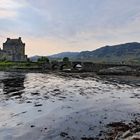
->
[63,57,69,63]
[37,57,50,64]
[0,61,40,70]
[61,57,71,70]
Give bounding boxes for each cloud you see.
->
[1,0,140,56]
[0,0,26,19]
[0,9,16,18]
[21,0,140,39]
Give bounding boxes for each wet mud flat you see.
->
[0,72,140,140]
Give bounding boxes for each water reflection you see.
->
[1,72,25,97]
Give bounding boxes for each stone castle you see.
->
[0,37,27,61]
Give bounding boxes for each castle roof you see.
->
[4,37,24,46]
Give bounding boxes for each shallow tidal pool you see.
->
[0,72,140,140]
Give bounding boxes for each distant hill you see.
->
[29,52,79,62]
[29,55,41,62]
[49,52,79,59]
[77,42,140,63]
[30,42,140,63]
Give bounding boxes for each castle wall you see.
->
[1,38,27,62]
[0,50,13,61]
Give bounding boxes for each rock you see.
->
[34,103,42,107]
[122,130,133,138]
[107,122,130,131]
[54,89,60,92]
[60,132,68,137]
[131,136,140,140]
[26,101,32,103]
[117,131,140,140]
[30,125,35,128]
[31,92,40,95]
[81,137,95,140]
[132,128,140,133]
[98,66,135,75]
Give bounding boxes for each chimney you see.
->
[19,37,21,40]
[7,38,10,41]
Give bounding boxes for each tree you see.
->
[37,57,50,63]
[62,57,71,70]
[63,57,69,63]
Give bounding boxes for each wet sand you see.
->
[0,72,140,140]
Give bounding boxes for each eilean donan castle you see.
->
[0,37,27,61]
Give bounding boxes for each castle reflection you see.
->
[1,72,25,97]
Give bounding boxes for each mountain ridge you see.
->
[30,42,140,63]
[77,42,140,62]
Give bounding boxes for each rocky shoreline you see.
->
[105,119,140,140]
[1,64,140,76]
[97,66,140,76]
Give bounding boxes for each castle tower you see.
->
[2,37,27,61]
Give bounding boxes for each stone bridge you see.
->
[42,61,140,72]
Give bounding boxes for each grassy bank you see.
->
[0,61,40,71]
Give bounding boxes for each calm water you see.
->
[0,72,140,140]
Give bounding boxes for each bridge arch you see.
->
[51,64,60,70]
[71,62,83,71]
[60,64,67,70]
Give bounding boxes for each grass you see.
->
[0,61,40,70]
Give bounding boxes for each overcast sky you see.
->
[0,0,140,56]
